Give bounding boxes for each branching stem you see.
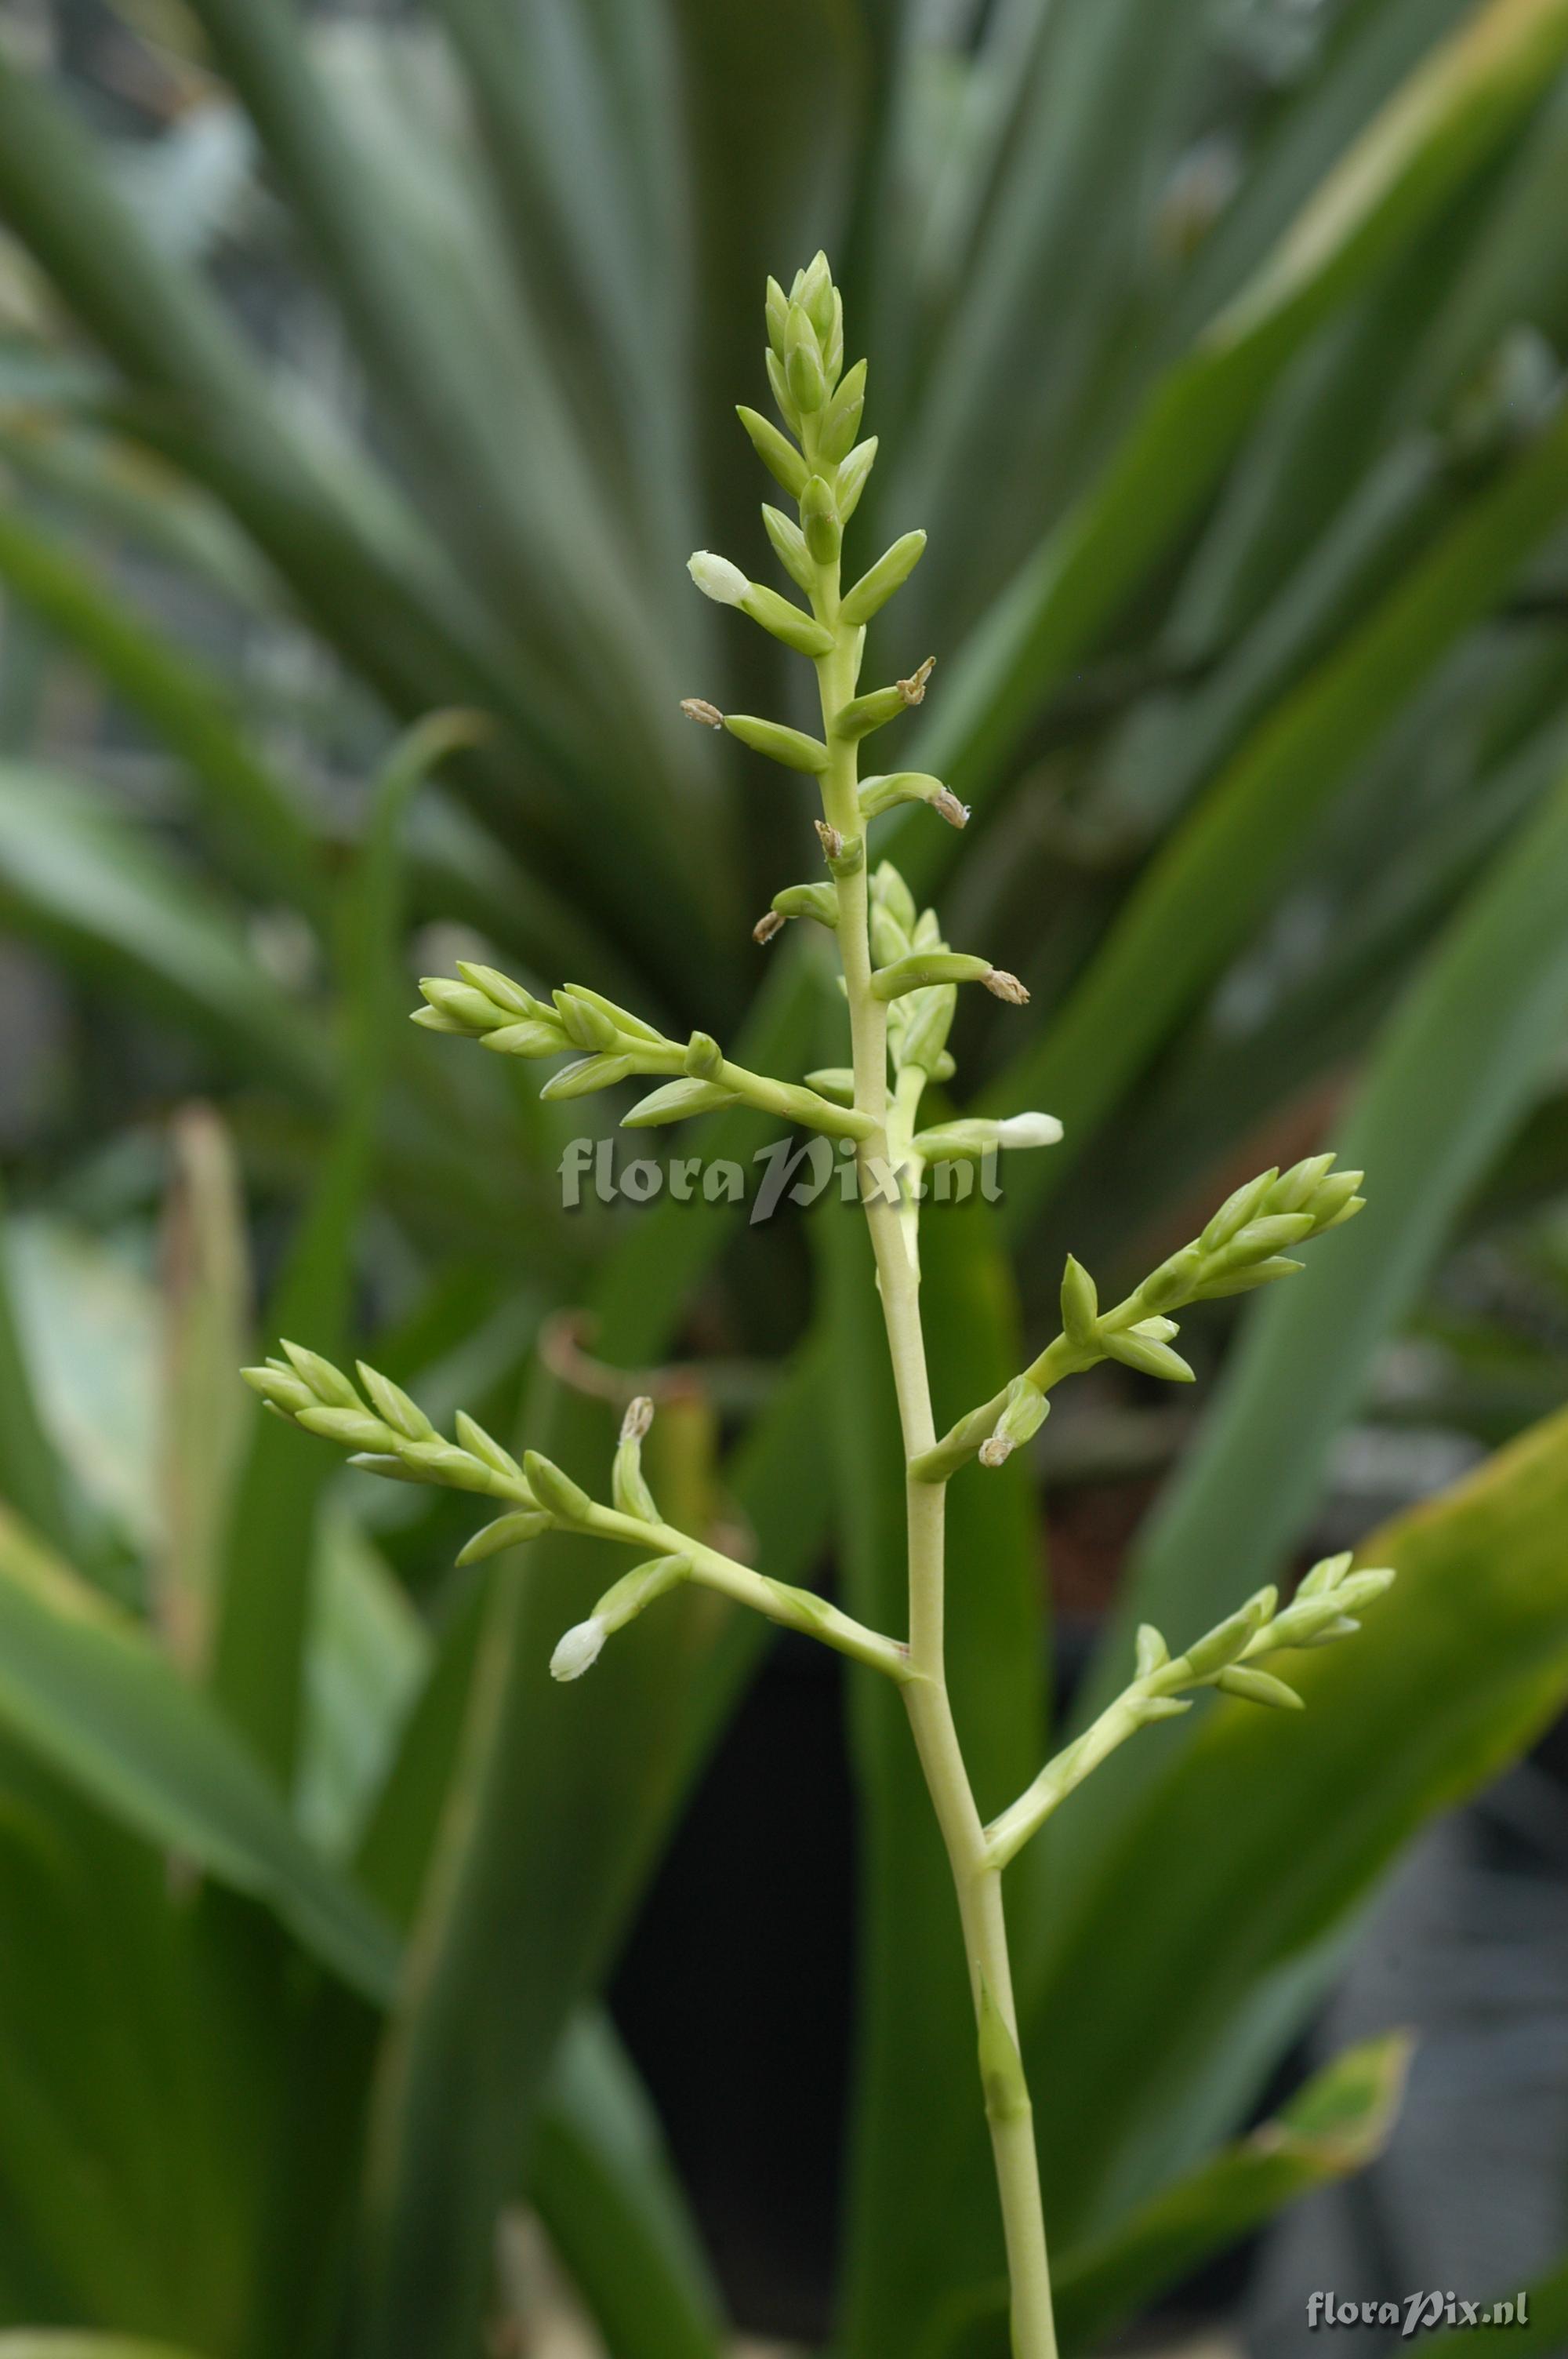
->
[811,560,1060,2359]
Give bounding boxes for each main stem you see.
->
[811,568,1058,2359]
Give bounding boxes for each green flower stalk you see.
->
[242,255,1393,2359]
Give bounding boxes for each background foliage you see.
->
[2,0,1568,2352]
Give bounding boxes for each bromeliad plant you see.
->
[244,259,1394,2359]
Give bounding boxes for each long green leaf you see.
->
[212,718,457,1778]
[1092,751,1568,1705]
[0,2339,212,2358]
[985,398,1568,1228]
[1051,2032,1413,2354]
[0,761,328,1096]
[0,1503,397,2001]
[531,2015,725,2359]
[1026,1402,1568,2252]
[906,0,1568,819]
[0,499,320,911]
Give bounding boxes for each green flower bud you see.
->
[419,977,501,1032]
[1197,1256,1304,1299]
[296,1404,390,1452]
[763,503,815,591]
[456,1510,551,1565]
[454,961,544,1018]
[554,988,621,1052]
[241,1363,314,1414]
[837,685,909,740]
[837,436,878,520]
[550,1618,606,1681]
[801,474,840,565]
[1182,1590,1276,1678]
[1305,1169,1364,1224]
[764,276,789,358]
[841,530,927,626]
[1225,1212,1317,1259]
[1199,1169,1279,1252]
[622,1078,738,1128]
[766,345,799,431]
[1218,1666,1303,1710]
[1135,1623,1170,1677]
[684,1031,724,1080]
[772,883,840,928]
[738,405,808,496]
[455,1410,524,1482]
[524,1450,595,1525]
[1272,1153,1338,1212]
[858,771,968,825]
[871,951,994,1001]
[612,1397,661,1523]
[872,860,918,935]
[785,304,826,413]
[1137,1242,1207,1312]
[479,1019,571,1060]
[280,1341,361,1408]
[896,986,957,1078]
[797,252,835,340]
[739,582,835,657]
[357,1364,434,1441]
[1060,1255,1099,1347]
[804,1067,856,1104]
[1100,1325,1195,1383]
[724,714,830,773]
[820,358,866,463]
[1298,1552,1354,1598]
[539,1053,637,1100]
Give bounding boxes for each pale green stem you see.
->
[578,1500,911,1682]
[809,535,1059,2359]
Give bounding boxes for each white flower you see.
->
[687,551,750,606]
[550,1616,607,1682]
[996,1112,1063,1148]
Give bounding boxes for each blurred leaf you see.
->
[0,1176,75,1562]
[1096,751,1568,1705]
[0,761,328,1095]
[0,1501,397,2001]
[1414,2256,1568,2349]
[986,399,1568,1228]
[1025,1401,1568,2250]
[156,1107,250,1673]
[0,2338,212,2357]
[296,1507,428,1863]
[0,499,321,912]
[820,1189,1048,2359]
[909,0,1568,817]
[211,715,467,1779]
[531,2013,725,2359]
[1050,2031,1414,2354]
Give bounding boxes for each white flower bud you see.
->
[550,1616,608,1682]
[687,551,750,605]
[996,1113,1063,1148]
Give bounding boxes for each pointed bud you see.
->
[772,883,840,928]
[723,714,830,773]
[1199,1169,1278,1253]
[837,436,878,520]
[480,1019,572,1060]
[872,860,917,934]
[1135,1623,1170,1677]
[455,962,543,1018]
[1060,1255,1099,1347]
[739,582,835,656]
[1218,1666,1304,1710]
[539,1052,637,1100]
[688,550,749,605]
[762,503,815,591]
[684,1031,724,1080]
[837,685,909,740]
[622,1076,738,1127]
[1183,1591,1276,1677]
[737,405,808,496]
[1272,1153,1338,1212]
[1100,1327,1194,1383]
[241,1364,314,1414]
[524,1451,595,1525]
[764,277,789,358]
[281,1342,361,1408]
[820,357,866,463]
[841,530,927,625]
[765,345,799,431]
[358,1364,434,1441]
[550,1617,608,1682]
[801,474,840,565]
[785,303,826,413]
[456,1510,551,1565]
